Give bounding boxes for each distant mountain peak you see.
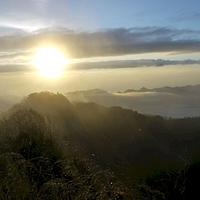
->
[19,92,73,111]
[66,89,108,96]
[27,91,70,102]
[139,87,149,92]
[85,89,108,94]
[117,84,200,95]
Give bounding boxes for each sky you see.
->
[0,0,200,95]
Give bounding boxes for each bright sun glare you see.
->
[33,47,69,78]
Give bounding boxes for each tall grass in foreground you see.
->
[2,109,200,199]
[0,109,130,199]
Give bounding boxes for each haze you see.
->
[2,1,200,198]
[0,0,200,117]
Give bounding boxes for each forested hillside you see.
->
[1,92,200,199]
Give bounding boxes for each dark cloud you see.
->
[0,51,35,60]
[1,58,200,73]
[0,64,36,73]
[0,27,200,59]
[68,59,200,70]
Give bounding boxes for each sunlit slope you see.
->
[5,92,200,199]
[10,92,200,168]
[10,92,89,146]
[10,92,148,164]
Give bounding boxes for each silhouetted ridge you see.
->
[5,91,200,199]
[19,92,73,113]
[26,91,71,107]
[139,87,149,92]
[11,92,87,142]
[118,84,200,94]
[67,89,108,96]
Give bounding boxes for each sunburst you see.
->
[33,47,69,78]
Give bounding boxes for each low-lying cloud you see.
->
[0,58,200,73]
[0,64,36,73]
[68,59,200,70]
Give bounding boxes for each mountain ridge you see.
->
[119,84,200,95]
[66,84,200,96]
[4,91,200,198]
[8,91,200,171]
[65,84,200,118]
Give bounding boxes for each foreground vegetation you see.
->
[1,92,200,199]
[0,109,129,199]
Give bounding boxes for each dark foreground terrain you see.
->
[1,92,200,199]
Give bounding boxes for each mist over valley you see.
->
[66,84,200,118]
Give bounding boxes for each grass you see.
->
[0,109,130,199]
[1,108,200,199]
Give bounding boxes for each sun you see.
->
[33,47,69,78]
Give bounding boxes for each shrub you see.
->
[0,109,129,199]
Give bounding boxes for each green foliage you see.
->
[135,159,200,200]
[2,92,200,199]
[0,109,129,199]
[138,167,187,199]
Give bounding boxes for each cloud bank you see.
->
[0,27,200,59]
[68,59,200,70]
[0,59,200,73]
[0,26,200,73]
